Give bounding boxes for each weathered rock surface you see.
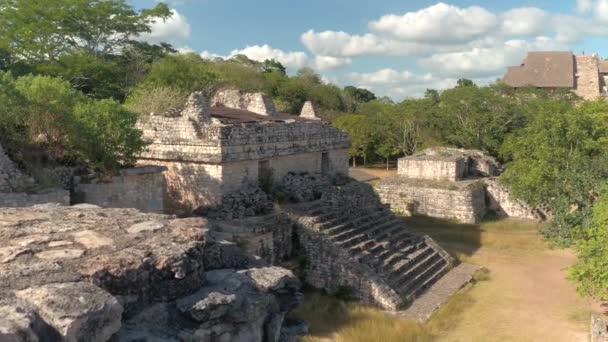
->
[0,204,304,342]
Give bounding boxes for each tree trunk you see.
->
[386,158,389,170]
[352,157,356,168]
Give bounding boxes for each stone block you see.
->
[15,282,123,342]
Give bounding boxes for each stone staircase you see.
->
[289,199,454,307]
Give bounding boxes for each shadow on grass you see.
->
[401,215,546,262]
[292,283,484,342]
[402,216,483,259]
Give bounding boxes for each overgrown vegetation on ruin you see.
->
[1,0,608,305]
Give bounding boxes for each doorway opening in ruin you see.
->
[321,152,330,174]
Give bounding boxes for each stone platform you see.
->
[396,263,481,322]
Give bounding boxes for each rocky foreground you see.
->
[0,204,305,342]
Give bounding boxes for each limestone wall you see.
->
[398,157,467,182]
[74,166,167,213]
[485,179,543,221]
[0,189,70,207]
[137,160,224,213]
[375,178,486,224]
[575,55,601,100]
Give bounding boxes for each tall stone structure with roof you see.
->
[136,88,350,213]
[503,51,608,100]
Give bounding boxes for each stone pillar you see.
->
[246,93,277,116]
[181,91,210,122]
[299,101,320,120]
[575,55,601,100]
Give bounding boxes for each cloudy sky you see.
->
[131,0,608,100]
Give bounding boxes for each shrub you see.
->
[126,85,189,115]
[0,72,146,172]
[569,187,608,299]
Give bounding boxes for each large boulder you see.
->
[0,205,304,342]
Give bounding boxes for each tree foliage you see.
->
[500,100,608,245]
[569,186,608,299]
[0,72,145,171]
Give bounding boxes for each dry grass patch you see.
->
[293,284,482,342]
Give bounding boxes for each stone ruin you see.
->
[376,147,544,223]
[0,144,69,208]
[0,90,492,340]
[0,204,305,342]
[136,87,348,214]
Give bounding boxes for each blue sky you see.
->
[131,0,608,100]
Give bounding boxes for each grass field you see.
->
[292,217,598,342]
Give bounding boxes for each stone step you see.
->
[403,259,450,302]
[322,210,388,235]
[384,245,434,274]
[316,207,386,231]
[394,253,445,291]
[329,214,393,242]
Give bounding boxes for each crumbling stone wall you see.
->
[0,143,70,208]
[74,166,167,213]
[575,55,601,100]
[485,179,543,221]
[0,144,34,192]
[592,314,608,342]
[375,178,486,224]
[211,88,276,116]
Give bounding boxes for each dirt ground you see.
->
[352,165,397,180]
[419,220,597,342]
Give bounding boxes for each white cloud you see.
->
[349,68,463,99]
[229,44,309,71]
[138,9,191,44]
[418,36,567,77]
[301,30,436,57]
[369,2,498,43]
[313,56,352,70]
[578,0,594,12]
[596,0,608,22]
[501,8,549,36]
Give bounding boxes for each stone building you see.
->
[376,147,542,223]
[503,51,608,100]
[137,88,350,213]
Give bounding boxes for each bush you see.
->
[126,85,189,115]
[0,72,146,172]
[569,187,608,299]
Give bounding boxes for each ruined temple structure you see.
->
[137,88,349,213]
[376,147,544,224]
[503,51,608,100]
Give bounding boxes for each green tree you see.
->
[434,85,523,155]
[140,53,217,93]
[0,0,170,63]
[0,72,146,172]
[333,114,374,167]
[500,100,608,245]
[569,187,608,299]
